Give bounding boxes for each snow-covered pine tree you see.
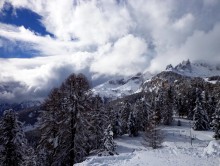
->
[99,124,117,156]
[127,111,139,137]
[37,73,93,165]
[121,100,132,134]
[73,112,92,163]
[162,86,174,125]
[0,109,29,166]
[143,109,163,149]
[56,73,93,165]
[207,96,217,125]
[89,95,108,149]
[186,87,197,119]
[37,88,62,165]
[151,96,161,125]
[134,97,151,131]
[23,147,37,166]
[193,91,210,130]
[113,111,122,138]
[211,101,220,140]
[201,90,210,123]
[176,97,184,118]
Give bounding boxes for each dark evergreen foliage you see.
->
[112,111,122,138]
[161,87,174,125]
[211,101,220,140]
[0,109,29,166]
[143,109,163,149]
[37,74,93,165]
[134,97,151,131]
[120,100,132,134]
[207,96,217,125]
[98,124,117,156]
[193,91,210,131]
[89,96,108,149]
[127,111,139,137]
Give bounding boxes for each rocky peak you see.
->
[166,64,174,71]
[175,59,192,72]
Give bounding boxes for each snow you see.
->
[93,61,220,101]
[92,72,153,100]
[23,124,38,132]
[92,61,220,100]
[76,118,220,166]
[169,62,220,78]
[203,78,218,84]
[203,140,220,157]
[93,78,140,99]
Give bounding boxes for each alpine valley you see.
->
[0,60,220,166]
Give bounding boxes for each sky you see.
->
[0,0,220,102]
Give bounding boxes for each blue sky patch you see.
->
[0,3,51,36]
[0,3,51,58]
[0,37,39,58]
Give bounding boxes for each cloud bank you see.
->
[0,0,220,102]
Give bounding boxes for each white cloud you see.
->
[173,13,195,31]
[148,22,220,72]
[0,23,83,56]
[0,1,4,11]
[178,23,220,63]
[2,0,133,45]
[91,34,148,76]
[203,0,218,6]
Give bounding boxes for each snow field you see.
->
[76,118,220,166]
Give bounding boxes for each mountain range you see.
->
[93,60,220,100]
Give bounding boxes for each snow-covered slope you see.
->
[166,60,220,78]
[93,60,220,100]
[76,118,219,166]
[92,72,153,100]
[0,100,41,116]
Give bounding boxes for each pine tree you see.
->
[58,73,93,165]
[37,88,62,165]
[162,87,173,125]
[120,100,132,134]
[89,96,108,149]
[151,96,161,125]
[134,97,151,131]
[0,109,29,166]
[127,111,139,137]
[23,147,37,166]
[37,73,93,165]
[143,109,163,149]
[211,101,220,140]
[186,87,197,119]
[193,92,210,130]
[176,97,184,118]
[207,96,217,125]
[113,111,122,138]
[201,90,211,123]
[99,124,116,156]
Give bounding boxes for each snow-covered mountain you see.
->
[93,60,220,100]
[92,72,153,100]
[166,60,220,78]
[0,100,41,116]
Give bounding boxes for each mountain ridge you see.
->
[93,60,220,100]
